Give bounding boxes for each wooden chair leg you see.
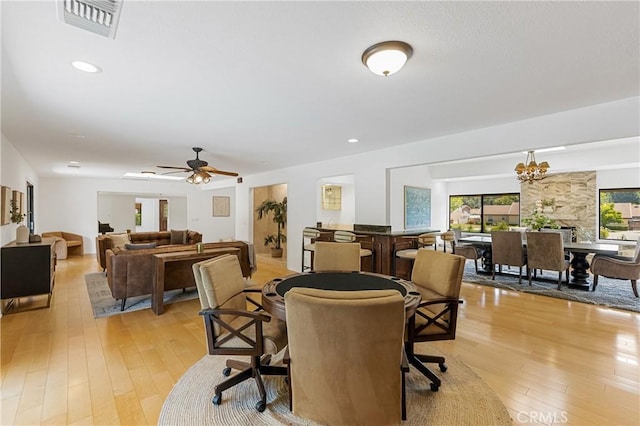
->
[592,275,599,291]
[631,279,639,297]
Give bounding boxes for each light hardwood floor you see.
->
[1,254,638,425]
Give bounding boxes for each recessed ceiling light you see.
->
[347,138,359,143]
[71,61,102,73]
[521,147,566,154]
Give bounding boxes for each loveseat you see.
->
[96,230,202,271]
[105,240,254,310]
[42,231,84,259]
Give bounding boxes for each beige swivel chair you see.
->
[406,250,465,391]
[525,232,570,290]
[452,228,479,273]
[491,230,527,284]
[590,236,640,297]
[284,287,407,424]
[393,233,437,278]
[313,241,361,272]
[192,254,287,412]
[333,230,375,272]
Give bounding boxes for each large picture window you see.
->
[449,193,520,233]
[599,188,640,241]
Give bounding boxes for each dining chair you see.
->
[491,230,527,284]
[525,231,570,290]
[393,233,437,277]
[333,230,375,272]
[452,229,479,273]
[192,254,288,412]
[284,287,407,424]
[313,241,361,272]
[406,249,465,392]
[590,236,640,297]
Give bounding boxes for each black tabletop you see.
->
[273,272,407,297]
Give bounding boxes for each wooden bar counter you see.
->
[313,224,439,276]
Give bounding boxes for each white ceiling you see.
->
[2,1,639,181]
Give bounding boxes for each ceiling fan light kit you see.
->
[157,147,238,184]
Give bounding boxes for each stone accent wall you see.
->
[520,171,597,241]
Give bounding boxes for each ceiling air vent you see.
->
[58,0,123,39]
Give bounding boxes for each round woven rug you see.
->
[159,346,512,425]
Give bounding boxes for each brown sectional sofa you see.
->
[96,230,202,271]
[105,240,254,310]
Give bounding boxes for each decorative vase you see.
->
[16,224,29,244]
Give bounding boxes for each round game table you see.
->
[262,271,421,321]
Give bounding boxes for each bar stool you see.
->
[393,233,437,277]
[333,230,375,272]
[301,228,322,271]
[439,231,455,253]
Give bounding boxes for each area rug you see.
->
[158,347,512,425]
[84,273,199,318]
[462,263,640,313]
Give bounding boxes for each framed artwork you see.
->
[1,186,10,225]
[404,186,431,229]
[212,196,230,217]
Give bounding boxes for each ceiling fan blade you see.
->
[200,165,238,176]
[157,165,192,172]
[160,170,189,175]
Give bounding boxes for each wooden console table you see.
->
[152,247,240,315]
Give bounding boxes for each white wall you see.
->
[0,135,39,246]
[4,97,638,270]
[193,186,236,242]
[136,198,157,232]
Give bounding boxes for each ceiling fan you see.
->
[157,147,238,184]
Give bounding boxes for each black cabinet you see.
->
[1,238,55,314]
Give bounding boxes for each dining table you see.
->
[458,235,620,290]
[261,270,422,321]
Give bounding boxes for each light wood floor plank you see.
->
[1,254,638,425]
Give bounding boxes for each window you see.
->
[449,193,520,233]
[598,188,640,241]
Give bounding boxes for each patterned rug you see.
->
[84,272,198,318]
[462,263,640,313]
[158,345,512,425]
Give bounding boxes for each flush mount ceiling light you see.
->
[71,60,102,73]
[362,40,413,76]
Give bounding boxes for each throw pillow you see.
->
[170,229,188,245]
[125,242,157,250]
[109,233,130,249]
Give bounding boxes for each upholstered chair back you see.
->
[417,233,437,249]
[192,254,248,336]
[313,241,361,272]
[491,231,526,267]
[411,249,464,299]
[285,287,405,425]
[526,232,565,271]
[333,230,357,242]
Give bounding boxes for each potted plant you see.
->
[10,198,29,243]
[522,210,559,231]
[255,197,287,257]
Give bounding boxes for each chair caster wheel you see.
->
[439,363,448,372]
[255,400,266,412]
[430,383,439,392]
[222,367,232,377]
[212,393,222,405]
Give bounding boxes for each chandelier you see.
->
[186,170,211,184]
[514,150,550,184]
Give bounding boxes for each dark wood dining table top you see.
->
[458,235,620,255]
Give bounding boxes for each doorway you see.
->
[253,184,287,261]
[159,199,168,232]
[26,182,34,234]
